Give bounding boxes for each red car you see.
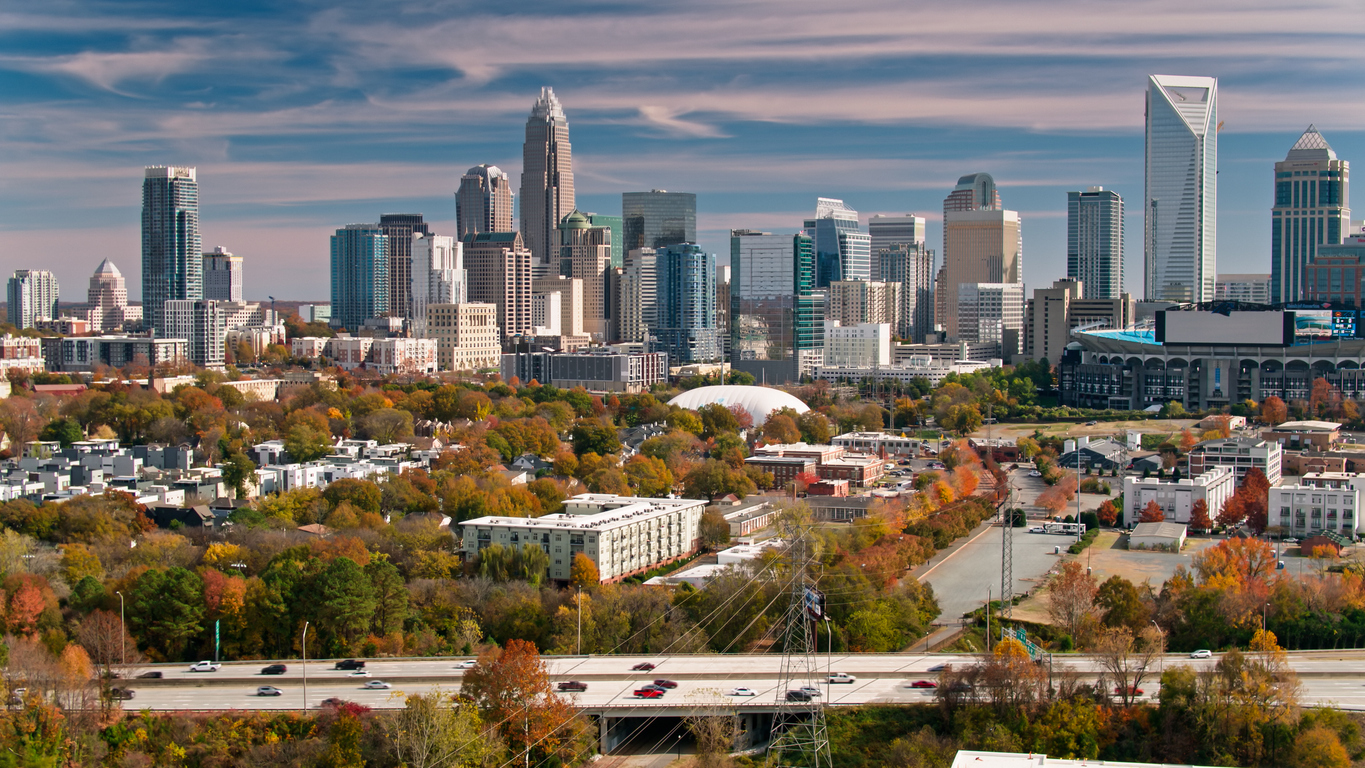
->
[631,663,656,671]
[909,680,937,689]
[1114,686,1143,696]
[634,688,663,698]
[652,679,678,689]
[557,681,588,692]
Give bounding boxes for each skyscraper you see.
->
[730,230,820,383]
[804,198,871,287]
[456,165,514,238]
[164,299,226,368]
[520,87,575,267]
[617,248,659,344]
[410,234,464,338]
[557,211,612,339]
[1067,187,1125,300]
[330,224,390,332]
[868,214,926,278]
[826,280,900,329]
[463,231,533,342]
[623,191,696,254]
[940,173,1021,339]
[957,283,1024,350]
[1145,74,1218,303]
[655,244,722,363]
[878,242,935,342]
[203,246,244,302]
[1272,125,1351,304]
[586,213,624,267]
[6,270,59,329]
[378,213,430,321]
[944,173,1001,213]
[142,166,201,336]
[81,260,141,332]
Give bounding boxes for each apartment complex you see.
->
[1121,466,1235,526]
[1187,437,1283,485]
[428,303,500,371]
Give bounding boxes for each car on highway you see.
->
[260,664,287,675]
[256,686,283,697]
[1189,649,1213,659]
[362,680,392,690]
[947,681,973,693]
[652,679,678,689]
[908,680,937,689]
[1028,470,1043,477]
[785,690,814,702]
[1086,421,1099,426]
[320,698,348,708]
[630,662,656,671]
[109,688,135,701]
[729,687,757,697]
[557,681,588,692]
[926,663,946,672]
[188,661,221,673]
[799,686,822,697]
[828,673,856,683]
[335,659,366,670]
[136,671,163,679]
[454,660,477,669]
[1114,686,1143,696]
[348,670,370,677]
[634,688,663,699]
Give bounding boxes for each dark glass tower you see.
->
[378,213,430,320]
[729,230,819,383]
[654,244,721,363]
[142,166,201,336]
[623,191,696,254]
[1067,187,1125,300]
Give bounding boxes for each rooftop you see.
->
[461,494,703,532]
[1267,420,1341,433]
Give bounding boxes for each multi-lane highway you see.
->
[117,651,1365,711]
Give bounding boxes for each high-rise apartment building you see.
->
[428,302,501,371]
[1271,125,1350,304]
[378,213,430,321]
[142,166,201,336]
[456,165,514,238]
[617,248,658,344]
[202,246,244,302]
[5,270,59,329]
[409,234,464,339]
[330,224,390,332]
[1067,187,1124,299]
[164,299,227,368]
[1215,274,1272,304]
[1145,74,1218,303]
[557,211,612,339]
[1024,279,1135,364]
[804,198,871,287]
[729,230,821,383]
[869,214,926,278]
[957,282,1024,353]
[826,280,900,329]
[463,231,533,342]
[622,191,696,255]
[520,88,574,267]
[654,244,721,363]
[878,242,935,343]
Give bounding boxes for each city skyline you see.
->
[2,0,1364,300]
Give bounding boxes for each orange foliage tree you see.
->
[1188,498,1212,532]
[952,465,980,497]
[461,639,586,764]
[1138,500,1165,524]
[1260,395,1288,426]
[1097,499,1119,527]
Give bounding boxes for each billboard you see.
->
[1157,310,1292,346]
[1333,311,1358,338]
[1294,309,1334,341]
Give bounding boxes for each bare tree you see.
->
[683,697,739,768]
[1046,561,1099,644]
[1094,624,1165,706]
[382,688,502,768]
[977,639,1050,712]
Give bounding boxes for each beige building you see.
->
[532,274,585,338]
[942,209,1021,339]
[617,248,658,344]
[462,232,533,342]
[557,211,612,339]
[428,303,501,372]
[1025,278,1136,364]
[826,280,900,329]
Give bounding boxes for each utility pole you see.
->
[767,527,831,768]
[301,622,309,714]
[577,586,582,655]
[1000,476,1014,620]
[116,591,126,667]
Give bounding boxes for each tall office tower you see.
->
[456,165,514,238]
[533,275,585,338]
[941,173,1021,339]
[826,280,901,329]
[6,270,59,329]
[1145,74,1218,303]
[586,213,624,267]
[163,299,226,368]
[531,292,562,334]
[1066,187,1124,300]
[463,231,533,342]
[617,248,659,344]
[410,234,464,338]
[83,260,141,332]
[716,264,731,356]
[868,214,926,278]
[142,166,201,336]
[378,214,429,320]
[622,191,696,255]
[557,211,612,339]
[957,282,1024,353]
[1272,125,1351,303]
[330,224,390,332]
[804,198,871,287]
[202,246,244,302]
[1215,273,1271,304]
[520,87,575,267]
[878,243,935,342]
[729,230,821,383]
[654,244,721,363]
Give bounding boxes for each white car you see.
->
[347,670,370,677]
[188,661,221,673]
[454,660,476,669]
[362,680,392,690]
[1189,649,1213,659]
[1029,470,1043,477]
[799,686,822,697]
[729,687,757,697]
[828,673,856,684]
[1028,526,1045,533]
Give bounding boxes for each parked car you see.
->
[362,680,392,690]
[652,679,678,689]
[1028,526,1045,533]
[334,659,366,671]
[630,662,656,671]
[908,680,937,689]
[109,688,135,701]
[188,661,221,673]
[256,686,283,697]
[1189,649,1213,659]
[455,660,477,669]
[1028,470,1043,477]
[729,687,757,697]
[260,664,287,675]
[557,681,588,692]
[136,671,163,679]
[1086,421,1099,426]
[785,690,814,702]
[828,673,856,683]
[634,688,663,699]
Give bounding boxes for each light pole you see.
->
[115,591,125,667]
[576,586,582,656]
[301,622,310,713]
[823,616,833,698]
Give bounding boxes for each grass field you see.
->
[969,418,1198,442]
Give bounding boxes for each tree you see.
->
[323,478,383,514]
[696,404,740,439]
[623,454,674,497]
[38,417,83,449]
[683,460,756,500]
[310,556,378,655]
[1216,493,1246,529]
[126,567,205,661]
[461,639,586,766]
[1188,498,1212,532]
[1094,624,1164,706]
[1260,395,1288,426]
[366,559,408,637]
[1096,499,1119,527]
[699,509,730,550]
[1138,499,1165,523]
[570,420,621,456]
[221,451,257,499]
[359,408,415,444]
[1179,429,1198,453]
[569,552,599,589]
[285,422,332,463]
[1047,561,1098,643]
[761,414,801,445]
[795,411,832,444]
[384,692,500,768]
[1094,576,1150,632]
[941,404,983,437]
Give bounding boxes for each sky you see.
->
[1,0,1364,302]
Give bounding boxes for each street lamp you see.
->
[301,621,310,713]
[115,591,125,667]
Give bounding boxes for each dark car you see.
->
[652,679,678,689]
[261,664,288,675]
[630,662,656,671]
[785,690,814,702]
[320,697,349,708]
[135,671,163,679]
[557,681,588,692]
[109,688,135,701]
[634,688,663,699]
[334,660,366,671]
[909,680,937,689]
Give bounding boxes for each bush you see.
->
[1067,528,1100,555]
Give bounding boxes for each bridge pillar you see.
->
[599,715,638,754]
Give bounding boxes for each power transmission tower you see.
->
[1000,475,1013,621]
[767,530,831,768]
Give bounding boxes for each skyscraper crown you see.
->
[1285,124,1337,161]
[530,87,567,122]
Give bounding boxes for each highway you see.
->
[117,651,1365,711]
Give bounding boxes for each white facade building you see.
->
[369,337,438,375]
[1188,437,1282,486]
[410,233,464,338]
[429,303,501,371]
[531,292,562,335]
[203,247,244,302]
[163,299,227,368]
[1145,74,1218,303]
[6,270,59,329]
[458,494,707,583]
[816,355,998,387]
[1122,466,1235,526]
[957,282,1024,351]
[1270,484,1360,537]
[326,337,374,370]
[823,321,891,367]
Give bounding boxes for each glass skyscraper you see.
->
[1144,74,1218,303]
[456,164,514,238]
[623,191,696,255]
[520,88,575,267]
[1272,125,1350,304]
[654,244,721,363]
[730,230,820,383]
[379,213,429,321]
[804,198,870,287]
[586,212,624,267]
[330,224,390,332]
[142,166,201,336]
[1067,187,1125,300]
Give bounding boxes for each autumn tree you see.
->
[1138,500,1165,524]
[461,639,587,766]
[1096,499,1119,528]
[1188,498,1212,532]
[1260,395,1288,426]
[1094,624,1164,706]
[384,691,501,768]
[569,553,599,589]
[1216,494,1246,529]
[1047,561,1099,643]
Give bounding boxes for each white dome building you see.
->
[667,385,809,427]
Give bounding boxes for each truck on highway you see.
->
[1043,522,1086,536]
[188,661,221,673]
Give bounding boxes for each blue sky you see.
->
[2,0,1363,301]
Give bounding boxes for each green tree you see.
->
[127,567,205,661]
[358,408,415,443]
[696,403,740,439]
[699,509,731,550]
[220,451,257,499]
[309,557,377,655]
[683,459,756,500]
[284,422,332,463]
[665,410,704,436]
[623,454,674,497]
[570,421,621,456]
[796,411,832,444]
[38,417,83,449]
[322,479,383,515]
[366,559,409,637]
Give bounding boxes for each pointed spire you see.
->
[530,86,566,122]
[1291,125,1331,151]
[1285,124,1336,161]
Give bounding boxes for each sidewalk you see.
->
[910,517,997,583]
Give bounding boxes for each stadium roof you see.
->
[667,385,809,426]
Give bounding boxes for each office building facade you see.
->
[202,247,243,302]
[1271,125,1350,304]
[329,224,390,333]
[142,166,202,336]
[617,248,658,344]
[729,231,821,383]
[1303,234,1365,307]
[622,191,696,255]
[6,270,59,329]
[520,87,575,267]
[655,244,721,363]
[1145,74,1218,303]
[463,231,533,342]
[557,211,612,339]
[1215,274,1271,304]
[456,164,514,238]
[957,282,1024,352]
[942,208,1021,340]
[377,213,429,321]
[79,260,141,333]
[869,213,926,283]
[826,280,900,329]
[1067,187,1124,300]
[804,198,870,287]
[428,302,500,371]
[878,242,935,342]
[409,234,464,339]
[1025,279,1135,364]
[164,299,227,369]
